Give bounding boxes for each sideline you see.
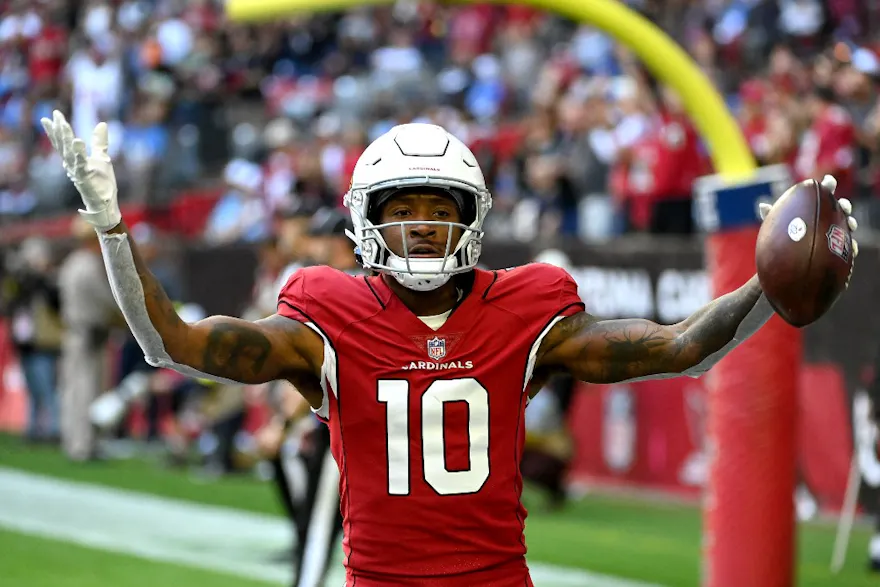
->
[0,467,663,587]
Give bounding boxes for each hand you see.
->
[40,110,121,232]
[759,175,859,286]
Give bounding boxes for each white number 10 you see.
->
[377,378,490,496]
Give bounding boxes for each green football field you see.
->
[0,433,875,587]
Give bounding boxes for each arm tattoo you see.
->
[103,223,309,384]
[545,275,765,383]
[116,221,185,331]
[674,276,763,350]
[138,265,182,329]
[563,315,685,383]
[202,323,272,379]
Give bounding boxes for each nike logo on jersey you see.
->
[401,360,474,371]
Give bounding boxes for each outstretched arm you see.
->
[42,110,324,404]
[536,174,859,385]
[536,275,768,384]
[106,222,323,384]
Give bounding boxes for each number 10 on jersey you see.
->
[377,378,490,496]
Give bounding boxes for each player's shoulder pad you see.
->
[483,263,583,317]
[486,263,576,296]
[277,265,370,325]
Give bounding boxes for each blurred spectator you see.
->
[203,158,268,245]
[0,236,61,443]
[243,235,292,321]
[65,37,123,146]
[261,117,298,214]
[57,217,121,462]
[290,147,336,211]
[836,47,880,200]
[306,206,358,272]
[118,97,170,205]
[611,84,707,235]
[794,85,856,200]
[739,79,772,164]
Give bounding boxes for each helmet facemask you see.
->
[345,181,490,292]
[343,123,493,291]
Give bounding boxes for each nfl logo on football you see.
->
[427,337,446,360]
[826,225,850,261]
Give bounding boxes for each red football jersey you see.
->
[277,264,584,586]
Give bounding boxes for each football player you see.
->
[43,111,858,587]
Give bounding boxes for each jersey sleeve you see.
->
[275,267,338,421]
[521,263,585,321]
[552,265,586,319]
[487,263,585,322]
[519,264,585,392]
[276,268,311,324]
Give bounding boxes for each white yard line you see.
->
[0,467,663,587]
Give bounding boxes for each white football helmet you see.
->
[343,123,492,291]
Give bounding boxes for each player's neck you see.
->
[383,274,461,317]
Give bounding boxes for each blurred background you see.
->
[1,0,880,586]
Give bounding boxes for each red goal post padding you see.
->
[695,166,800,587]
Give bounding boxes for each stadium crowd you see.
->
[0,0,878,243]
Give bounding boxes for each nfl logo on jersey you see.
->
[427,336,447,360]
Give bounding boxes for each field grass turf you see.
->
[0,433,876,586]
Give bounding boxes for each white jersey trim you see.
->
[305,322,337,420]
[522,315,566,393]
[417,308,452,331]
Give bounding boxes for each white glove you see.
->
[759,175,859,286]
[41,110,121,232]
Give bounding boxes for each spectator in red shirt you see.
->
[27,4,65,88]
[739,79,771,164]
[795,86,856,200]
[614,88,706,236]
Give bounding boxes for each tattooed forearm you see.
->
[540,275,767,383]
[202,323,272,379]
[673,275,763,363]
[101,226,321,386]
[552,315,685,383]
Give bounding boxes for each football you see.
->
[755,178,854,328]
